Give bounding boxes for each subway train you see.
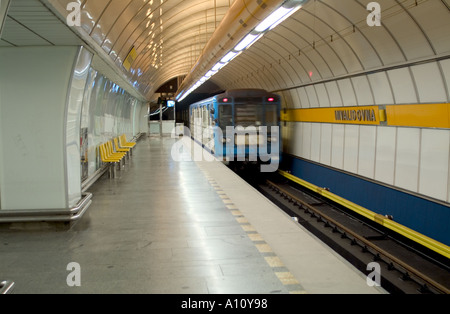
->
[188,89,281,172]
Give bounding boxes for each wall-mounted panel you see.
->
[351,76,374,107]
[282,121,295,156]
[315,83,330,108]
[301,123,312,160]
[395,128,420,192]
[419,129,450,202]
[440,59,450,102]
[331,124,344,169]
[367,71,394,105]
[411,62,447,103]
[292,122,303,158]
[305,85,319,108]
[325,81,342,107]
[388,68,418,104]
[297,88,309,108]
[310,123,321,163]
[374,127,396,185]
[343,125,359,173]
[358,126,376,179]
[337,79,357,107]
[320,124,332,166]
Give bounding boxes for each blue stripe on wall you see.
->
[281,154,450,246]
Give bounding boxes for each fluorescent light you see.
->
[212,62,225,71]
[235,33,260,51]
[205,70,216,78]
[255,6,300,32]
[177,1,307,102]
[221,51,239,63]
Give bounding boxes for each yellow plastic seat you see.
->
[99,144,122,178]
[106,141,126,160]
[99,144,122,162]
[114,137,130,154]
[119,134,136,148]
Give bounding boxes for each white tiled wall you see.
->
[419,129,450,201]
[374,127,396,185]
[395,128,421,192]
[283,61,450,203]
[285,122,450,203]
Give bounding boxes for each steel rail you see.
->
[266,180,450,294]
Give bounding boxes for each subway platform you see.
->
[0,136,386,294]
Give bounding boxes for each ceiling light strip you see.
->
[177,0,307,102]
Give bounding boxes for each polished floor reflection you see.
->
[0,137,291,294]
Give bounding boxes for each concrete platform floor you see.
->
[0,136,386,294]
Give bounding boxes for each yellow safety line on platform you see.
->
[278,170,450,260]
[198,165,307,294]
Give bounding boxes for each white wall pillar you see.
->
[0,46,92,212]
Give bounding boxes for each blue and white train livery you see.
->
[189,89,281,172]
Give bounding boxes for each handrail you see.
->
[0,281,15,294]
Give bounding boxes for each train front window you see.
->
[234,104,263,127]
[219,105,233,130]
[265,104,279,127]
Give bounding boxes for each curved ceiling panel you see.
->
[47,0,234,100]
[212,0,450,102]
[15,0,447,104]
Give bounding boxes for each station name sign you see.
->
[282,105,382,126]
[281,103,450,129]
[334,108,377,123]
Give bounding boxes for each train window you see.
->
[218,105,232,131]
[265,104,279,127]
[235,104,263,127]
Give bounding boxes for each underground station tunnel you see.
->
[0,0,449,297]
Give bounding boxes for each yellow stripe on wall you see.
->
[282,103,450,129]
[386,103,450,129]
[282,106,382,125]
[278,170,450,260]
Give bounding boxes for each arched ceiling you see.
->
[212,0,450,105]
[45,0,235,100]
[1,0,449,104]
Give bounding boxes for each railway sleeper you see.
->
[260,180,449,294]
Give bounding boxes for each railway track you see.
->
[235,169,450,294]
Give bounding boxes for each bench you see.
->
[99,143,123,178]
[119,134,136,155]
